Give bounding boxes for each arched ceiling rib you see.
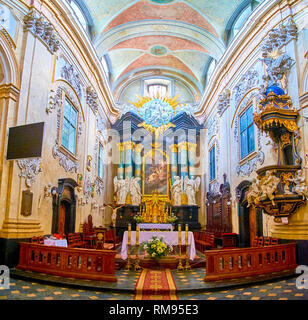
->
[81,0,251,102]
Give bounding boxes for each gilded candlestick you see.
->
[177,224,183,270]
[184,224,191,270]
[126,223,132,270]
[135,224,141,270]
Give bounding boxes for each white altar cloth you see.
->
[44,239,68,247]
[138,223,173,231]
[121,231,196,261]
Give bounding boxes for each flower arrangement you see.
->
[166,214,177,224]
[134,213,144,223]
[142,236,173,259]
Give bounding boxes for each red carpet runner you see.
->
[134,269,178,300]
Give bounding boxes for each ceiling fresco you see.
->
[81,0,255,101]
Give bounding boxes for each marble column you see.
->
[124,141,134,178]
[169,144,178,184]
[188,142,197,179]
[117,142,124,179]
[178,141,189,179]
[134,143,143,184]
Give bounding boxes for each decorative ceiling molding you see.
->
[86,86,99,114]
[217,89,231,117]
[60,63,83,98]
[23,9,60,54]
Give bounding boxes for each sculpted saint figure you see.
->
[184,176,201,205]
[287,170,307,198]
[114,176,128,205]
[259,171,280,206]
[172,176,182,206]
[247,178,261,207]
[130,177,142,205]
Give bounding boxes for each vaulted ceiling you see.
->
[81,0,254,102]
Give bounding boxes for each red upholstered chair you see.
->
[271,238,279,245]
[264,237,271,246]
[252,237,259,247]
[67,233,87,248]
[30,237,38,243]
[258,236,264,247]
[83,215,96,248]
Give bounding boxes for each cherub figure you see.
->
[247,178,261,208]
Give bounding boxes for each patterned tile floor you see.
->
[1,275,307,300]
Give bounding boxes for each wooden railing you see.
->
[205,243,297,281]
[17,243,117,282]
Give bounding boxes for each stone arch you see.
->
[0,31,19,87]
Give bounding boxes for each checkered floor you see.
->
[1,274,307,300]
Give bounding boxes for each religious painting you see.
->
[143,148,169,196]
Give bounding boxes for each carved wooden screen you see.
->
[206,175,232,235]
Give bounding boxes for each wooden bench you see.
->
[67,233,87,248]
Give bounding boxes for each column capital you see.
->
[135,143,144,153]
[0,83,20,102]
[117,142,124,151]
[123,140,135,150]
[187,142,197,151]
[169,144,178,152]
[178,141,188,151]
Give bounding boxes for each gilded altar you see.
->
[141,190,171,223]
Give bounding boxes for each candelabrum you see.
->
[184,224,191,270]
[134,224,141,271]
[126,223,132,270]
[177,224,184,270]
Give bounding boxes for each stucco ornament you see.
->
[139,98,174,127]
[131,95,179,135]
[52,142,78,173]
[17,158,42,188]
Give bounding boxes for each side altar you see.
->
[111,95,203,236]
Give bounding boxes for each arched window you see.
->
[98,143,104,180]
[239,105,255,159]
[209,145,216,182]
[225,0,261,45]
[61,98,78,155]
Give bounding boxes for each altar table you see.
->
[138,223,173,231]
[121,231,196,261]
[43,239,68,247]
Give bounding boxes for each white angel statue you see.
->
[130,177,142,205]
[184,176,201,205]
[172,176,183,206]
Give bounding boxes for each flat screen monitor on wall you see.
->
[6,122,45,160]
